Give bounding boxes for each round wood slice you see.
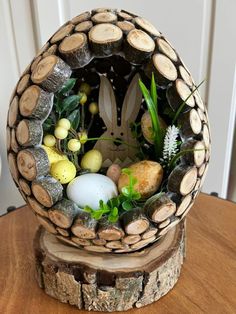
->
[194,89,205,111]
[59,33,92,69]
[181,139,206,167]
[18,178,31,196]
[36,215,57,234]
[179,109,202,139]
[167,79,195,111]
[31,55,72,92]
[43,44,58,58]
[27,196,49,218]
[116,21,135,35]
[179,65,194,87]
[34,221,185,311]
[57,227,70,237]
[71,211,97,239]
[145,194,176,223]
[122,234,141,245]
[88,23,123,56]
[91,12,117,24]
[50,23,74,44]
[117,11,133,21]
[175,194,193,216]
[16,119,43,147]
[31,56,42,72]
[8,152,20,183]
[121,208,150,235]
[10,128,20,153]
[202,124,210,148]
[133,17,160,38]
[35,42,50,58]
[8,96,19,127]
[75,21,93,33]
[48,199,78,229]
[16,74,30,95]
[6,126,11,151]
[71,11,91,24]
[156,38,178,62]
[124,29,155,64]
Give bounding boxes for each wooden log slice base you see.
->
[34,221,185,312]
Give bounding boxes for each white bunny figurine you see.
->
[93,73,142,166]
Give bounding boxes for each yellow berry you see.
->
[81,149,103,173]
[43,134,56,147]
[57,118,71,130]
[50,160,76,184]
[68,139,81,152]
[79,82,91,96]
[54,126,68,139]
[78,131,88,144]
[89,102,99,115]
[79,92,87,105]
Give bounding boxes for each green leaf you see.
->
[58,78,77,95]
[121,186,130,197]
[150,73,157,107]
[122,200,133,211]
[108,197,120,208]
[67,109,80,130]
[61,95,80,114]
[132,192,141,200]
[122,168,132,175]
[84,206,93,213]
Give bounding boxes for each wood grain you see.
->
[0,193,236,313]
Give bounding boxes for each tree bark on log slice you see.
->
[59,33,92,69]
[17,147,49,181]
[121,208,150,235]
[31,55,72,93]
[19,85,53,120]
[91,12,117,24]
[71,211,97,239]
[88,23,123,56]
[75,21,93,33]
[50,23,74,44]
[48,199,78,229]
[34,221,185,311]
[133,17,160,38]
[145,53,178,87]
[32,176,63,208]
[36,215,57,234]
[97,219,124,241]
[16,119,43,147]
[167,79,195,111]
[8,152,20,183]
[145,194,176,222]
[124,29,155,64]
[27,196,49,218]
[43,44,57,58]
[179,65,194,87]
[179,109,202,139]
[181,139,205,167]
[8,95,19,127]
[71,12,91,24]
[18,178,31,196]
[116,21,135,35]
[117,11,133,21]
[16,74,30,95]
[175,194,193,216]
[10,128,20,153]
[156,38,178,62]
[6,127,11,151]
[168,164,198,196]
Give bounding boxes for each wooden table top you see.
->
[0,193,236,314]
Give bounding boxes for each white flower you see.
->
[163,125,179,163]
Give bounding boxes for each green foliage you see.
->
[67,109,80,130]
[58,78,77,95]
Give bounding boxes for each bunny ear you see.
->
[121,73,142,125]
[98,75,117,129]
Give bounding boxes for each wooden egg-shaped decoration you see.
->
[6,8,211,253]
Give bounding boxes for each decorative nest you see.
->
[7,8,210,253]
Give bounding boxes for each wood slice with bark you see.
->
[92,238,107,246]
[130,235,156,250]
[121,208,150,235]
[116,21,135,35]
[194,89,205,111]
[181,139,206,167]
[16,119,43,147]
[16,74,30,95]
[35,42,50,58]
[117,11,133,21]
[145,53,178,87]
[34,220,185,311]
[56,228,69,237]
[75,21,93,33]
[156,38,178,62]
[8,95,19,127]
[145,193,176,223]
[175,194,193,216]
[32,176,63,208]
[71,211,97,239]
[48,199,78,229]
[167,79,195,111]
[198,163,206,177]
[97,219,124,241]
[122,234,141,245]
[179,109,202,139]
[31,56,42,72]
[50,23,74,44]
[10,128,20,153]
[18,178,31,196]
[158,218,171,229]
[202,124,210,148]
[17,147,49,181]
[88,23,123,56]
[59,33,92,69]
[158,218,180,237]
[91,12,117,24]
[36,215,57,234]
[8,152,20,184]
[141,226,158,239]
[124,29,155,64]
[91,8,117,15]
[6,127,11,151]
[179,65,194,87]
[105,240,128,250]
[133,17,160,38]
[19,85,53,120]
[31,55,72,92]
[72,237,91,246]
[168,164,198,196]
[43,44,58,58]
[27,196,49,218]
[71,11,91,24]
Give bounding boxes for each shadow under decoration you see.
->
[6,8,211,312]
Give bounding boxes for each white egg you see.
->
[66,173,118,210]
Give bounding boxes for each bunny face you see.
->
[93,73,142,165]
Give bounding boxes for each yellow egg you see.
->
[42,145,68,165]
[50,160,76,184]
[81,149,102,173]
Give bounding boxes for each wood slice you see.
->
[121,208,150,235]
[194,89,205,111]
[6,126,11,151]
[35,42,50,58]
[88,23,123,56]
[59,33,92,69]
[17,147,49,181]
[48,199,78,229]
[16,74,30,95]
[181,139,205,167]
[27,196,48,218]
[105,240,127,249]
[57,227,70,237]
[175,194,193,216]
[71,12,91,24]
[158,218,170,229]
[179,109,202,139]
[179,65,194,87]
[97,219,124,241]
[18,178,31,196]
[19,85,53,120]
[198,163,206,177]
[91,8,117,15]
[91,12,117,24]
[141,226,158,239]
[10,128,20,153]
[31,56,42,72]
[32,176,63,208]
[71,211,97,239]
[43,44,58,58]
[167,79,195,111]
[124,29,155,64]
[145,194,176,223]
[202,124,210,148]
[16,119,43,147]
[36,215,57,234]
[168,164,198,196]
[92,238,107,246]
[75,21,93,33]
[34,221,185,311]
[117,11,133,21]
[156,38,178,62]
[50,23,74,44]
[116,21,135,35]
[133,17,160,38]
[72,237,91,246]
[158,218,180,237]
[8,95,19,127]
[122,234,141,245]
[31,55,72,92]
[8,152,20,183]
[146,53,178,87]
